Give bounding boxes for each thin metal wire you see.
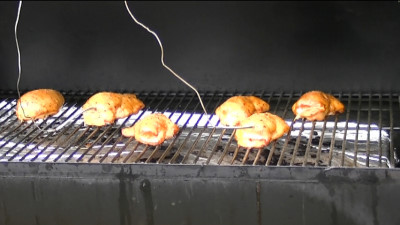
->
[15,1,23,101]
[13,1,46,131]
[180,92,223,164]
[123,1,207,115]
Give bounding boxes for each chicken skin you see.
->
[215,96,270,126]
[16,89,65,121]
[235,112,289,148]
[82,92,144,126]
[292,91,345,121]
[121,113,179,146]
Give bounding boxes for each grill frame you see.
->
[1,161,400,225]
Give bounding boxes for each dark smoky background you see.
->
[0,1,399,93]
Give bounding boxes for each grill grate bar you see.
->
[86,116,130,163]
[86,91,150,163]
[352,94,362,167]
[191,92,232,165]
[264,91,284,166]
[391,94,396,166]
[217,129,236,165]
[314,119,328,167]
[290,119,306,166]
[145,92,192,163]
[111,137,134,163]
[179,92,222,164]
[277,92,297,166]
[168,94,204,164]
[340,95,352,166]
[389,94,394,166]
[29,107,82,162]
[230,145,241,165]
[131,144,150,163]
[378,94,383,166]
[0,91,397,168]
[193,127,217,164]
[52,124,88,162]
[120,91,171,163]
[107,93,160,163]
[302,121,316,166]
[76,125,113,162]
[366,93,372,167]
[0,100,15,122]
[0,117,20,139]
[66,126,103,162]
[143,93,182,163]
[241,147,252,165]
[38,109,81,162]
[327,115,340,167]
[205,128,226,165]
[41,119,83,162]
[11,104,78,161]
[157,94,197,163]
[266,141,277,166]
[0,122,32,160]
[129,91,188,163]
[253,148,263,166]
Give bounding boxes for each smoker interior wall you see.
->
[0,163,399,225]
[1,1,400,93]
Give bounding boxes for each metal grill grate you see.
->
[0,91,398,168]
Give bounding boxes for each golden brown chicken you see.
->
[121,113,179,146]
[215,96,270,126]
[82,92,144,126]
[235,112,289,148]
[116,94,146,119]
[292,90,345,121]
[16,89,65,121]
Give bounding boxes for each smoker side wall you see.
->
[0,163,399,225]
[1,1,400,93]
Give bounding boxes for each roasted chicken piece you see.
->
[16,89,65,121]
[82,92,144,126]
[235,112,289,148]
[215,96,270,126]
[121,113,179,146]
[292,90,345,121]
